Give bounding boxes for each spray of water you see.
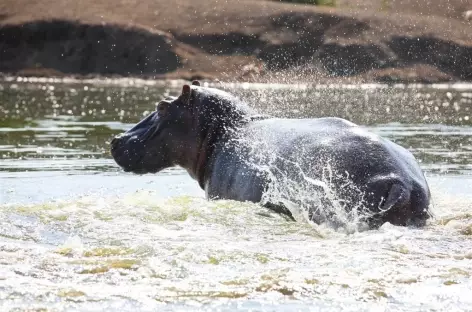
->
[229,128,372,233]
[215,67,466,233]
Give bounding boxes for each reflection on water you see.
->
[1,80,472,311]
[370,124,472,175]
[1,83,163,156]
[1,81,472,174]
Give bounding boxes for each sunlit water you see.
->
[1,79,472,311]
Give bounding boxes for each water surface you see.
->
[1,79,472,311]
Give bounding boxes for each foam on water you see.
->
[1,177,471,311]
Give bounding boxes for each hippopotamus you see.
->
[110,81,431,229]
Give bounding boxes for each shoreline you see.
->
[3,75,472,91]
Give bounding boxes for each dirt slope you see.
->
[0,0,471,82]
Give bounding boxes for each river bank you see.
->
[0,0,471,83]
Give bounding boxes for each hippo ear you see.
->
[182,84,191,95]
[192,80,200,86]
[180,84,192,105]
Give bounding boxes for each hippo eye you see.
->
[156,102,170,116]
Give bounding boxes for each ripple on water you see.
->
[0,187,471,311]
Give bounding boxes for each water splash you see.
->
[1,183,471,311]
[230,129,370,233]
[262,156,370,233]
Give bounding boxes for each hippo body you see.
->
[111,82,431,228]
[207,117,430,226]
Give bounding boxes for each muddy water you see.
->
[1,79,472,311]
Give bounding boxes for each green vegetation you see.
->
[278,0,336,6]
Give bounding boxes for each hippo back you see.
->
[219,116,430,227]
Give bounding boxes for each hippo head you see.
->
[110,81,249,180]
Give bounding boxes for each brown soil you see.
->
[0,0,471,83]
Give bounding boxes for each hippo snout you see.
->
[110,134,146,172]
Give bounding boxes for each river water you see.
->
[0,78,471,311]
